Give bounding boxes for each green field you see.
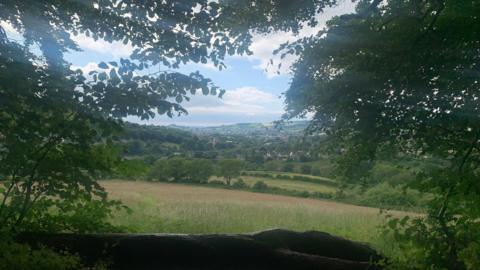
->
[243,171,337,184]
[222,175,337,194]
[103,180,405,257]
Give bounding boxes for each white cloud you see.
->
[187,86,283,116]
[125,86,285,126]
[245,1,356,78]
[224,86,278,104]
[0,21,18,35]
[247,31,301,78]
[71,62,101,74]
[0,20,24,42]
[70,33,134,58]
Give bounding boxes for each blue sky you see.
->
[64,35,297,127]
[2,1,354,127]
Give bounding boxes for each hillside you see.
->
[170,120,310,136]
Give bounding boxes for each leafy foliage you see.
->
[217,159,244,185]
[281,0,480,268]
[147,157,214,184]
[0,239,87,270]
[252,181,268,191]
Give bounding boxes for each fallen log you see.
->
[17,229,384,270]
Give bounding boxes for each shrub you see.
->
[113,158,150,180]
[292,175,315,182]
[311,167,322,176]
[360,182,426,209]
[297,191,310,198]
[232,178,247,189]
[252,181,268,190]
[282,163,294,172]
[147,157,215,183]
[300,164,312,174]
[208,180,225,186]
[369,163,414,186]
[275,174,292,180]
[0,240,85,270]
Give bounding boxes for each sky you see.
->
[2,1,355,127]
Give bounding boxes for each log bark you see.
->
[17,229,384,270]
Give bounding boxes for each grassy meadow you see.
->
[102,180,406,257]
[244,176,336,193]
[211,175,337,194]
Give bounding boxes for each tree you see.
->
[165,157,190,182]
[147,159,169,182]
[217,159,244,185]
[186,159,214,184]
[280,0,480,268]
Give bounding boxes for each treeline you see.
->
[241,171,338,187]
[117,123,417,187]
[117,123,329,164]
[119,123,213,157]
[115,157,245,185]
[108,156,429,211]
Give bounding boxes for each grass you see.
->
[224,176,337,194]
[102,180,405,256]
[243,170,337,183]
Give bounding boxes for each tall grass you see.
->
[103,181,402,257]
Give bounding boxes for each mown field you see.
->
[102,180,406,257]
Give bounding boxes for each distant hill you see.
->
[170,120,310,136]
[119,120,315,159]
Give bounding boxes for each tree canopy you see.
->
[281,0,480,268]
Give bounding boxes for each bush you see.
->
[360,182,425,209]
[311,167,322,176]
[252,181,268,190]
[113,158,150,180]
[369,163,414,186]
[282,163,294,172]
[275,174,291,180]
[300,164,312,174]
[232,178,247,189]
[0,240,86,270]
[208,180,225,186]
[297,191,310,198]
[292,175,317,182]
[147,157,214,183]
[385,214,480,270]
[339,182,428,210]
